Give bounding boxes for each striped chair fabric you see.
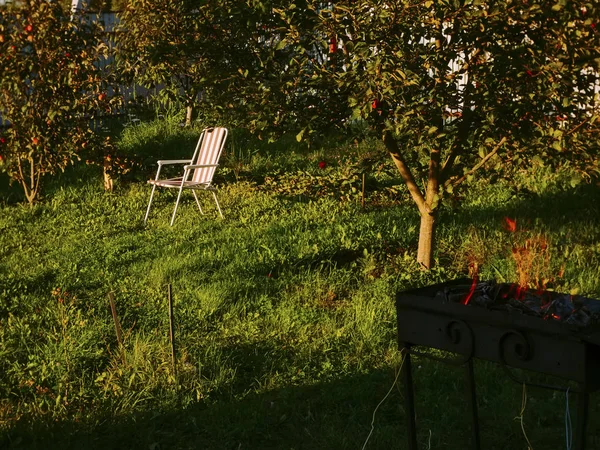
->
[144,127,228,226]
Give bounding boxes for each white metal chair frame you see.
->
[144,127,228,226]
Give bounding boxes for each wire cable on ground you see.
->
[515,383,533,450]
[565,387,572,450]
[361,355,405,450]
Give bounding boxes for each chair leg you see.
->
[171,185,186,226]
[144,184,157,225]
[212,191,223,218]
[192,191,204,215]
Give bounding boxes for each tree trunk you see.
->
[24,187,36,206]
[17,156,38,206]
[103,156,113,192]
[382,131,441,269]
[417,211,438,269]
[185,104,194,127]
[418,144,441,270]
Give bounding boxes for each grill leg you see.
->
[575,390,589,450]
[401,346,418,450]
[464,359,481,450]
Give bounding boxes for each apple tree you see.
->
[0,0,111,204]
[115,0,266,126]
[250,0,600,268]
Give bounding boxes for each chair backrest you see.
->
[190,127,228,184]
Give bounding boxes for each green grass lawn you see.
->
[1,120,600,449]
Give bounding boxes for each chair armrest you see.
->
[183,164,219,170]
[158,159,193,166]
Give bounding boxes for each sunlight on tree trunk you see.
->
[185,104,194,127]
[103,157,113,192]
[417,212,437,270]
[383,131,441,268]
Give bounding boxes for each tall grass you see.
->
[1,118,599,449]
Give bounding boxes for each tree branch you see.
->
[566,118,589,136]
[440,49,481,182]
[445,136,507,189]
[383,131,431,215]
[440,113,470,183]
[30,155,35,201]
[33,154,43,202]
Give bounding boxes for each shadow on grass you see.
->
[4,357,600,450]
[445,181,600,234]
[0,172,24,206]
[0,163,108,207]
[2,369,407,450]
[0,128,202,206]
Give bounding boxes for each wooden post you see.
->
[361,173,366,208]
[108,292,123,348]
[108,292,125,364]
[168,284,177,379]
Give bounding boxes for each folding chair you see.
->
[144,127,228,226]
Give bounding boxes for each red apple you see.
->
[329,36,337,54]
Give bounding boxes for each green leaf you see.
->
[430,193,440,210]
[351,107,363,120]
[570,175,581,188]
[531,155,544,166]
